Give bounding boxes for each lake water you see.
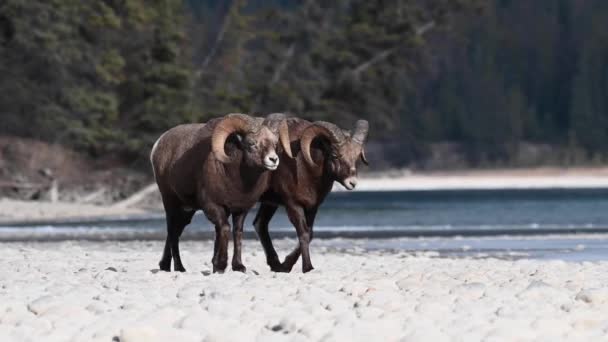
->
[3,189,608,260]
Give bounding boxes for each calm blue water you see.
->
[2,189,608,260]
[296,189,608,231]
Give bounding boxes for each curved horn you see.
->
[352,120,369,145]
[314,121,346,143]
[211,113,253,163]
[265,112,289,122]
[278,120,293,158]
[360,148,369,165]
[300,121,344,167]
[262,113,293,159]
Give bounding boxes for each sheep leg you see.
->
[170,209,195,272]
[159,200,175,271]
[252,203,284,272]
[159,196,195,272]
[159,236,172,271]
[231,212,247,272]
[284,204,314,273]
[212,222,230,273]
[282,207,317,272]
[207,206,231,273]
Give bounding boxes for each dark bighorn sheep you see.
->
[150,113,292,273]
[253,115,369,272]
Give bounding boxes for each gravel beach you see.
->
[1,240,607,341]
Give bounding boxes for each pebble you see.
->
[575,288,608,304]
[0,240,607,341]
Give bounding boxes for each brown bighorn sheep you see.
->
[150,113,292,273]
[253,116,369,272]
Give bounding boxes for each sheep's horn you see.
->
[315,121,346,143]
[264,113,293,158]
[300,121,344,167]
[278,120,293,158]
[360,148,369,165]
[211,113,254,163]
[352,120,369,145]
[265,113,289,122]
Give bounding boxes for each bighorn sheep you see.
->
[150,113,292,273]
[253,115,369,272]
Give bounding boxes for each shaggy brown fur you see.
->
[151,114,291,273]
[253,116,369,273]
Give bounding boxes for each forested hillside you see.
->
[1,0,607,169]
[0,0,193,159]
[415,0,608,166]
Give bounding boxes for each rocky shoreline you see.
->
[1,240,607,341]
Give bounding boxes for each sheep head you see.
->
[300,119,369,190]
[211,113,292,171]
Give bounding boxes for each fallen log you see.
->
[111,183,158,209]
[0,181,47,189]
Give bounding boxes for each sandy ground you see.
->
[1,240,608,341]
[0,198,149,224]
[350,167,608,191]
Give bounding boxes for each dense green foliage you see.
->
[0,0,193,158]
[411,0,608,165]
[1,0,608,168]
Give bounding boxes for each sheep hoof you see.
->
[213,263,228,273]
[279,261,296,273]
[174,265,187,272]
[302,265,314,273]
[158,260,171,272]
[232,264,247,273]
[269,263,289,273]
